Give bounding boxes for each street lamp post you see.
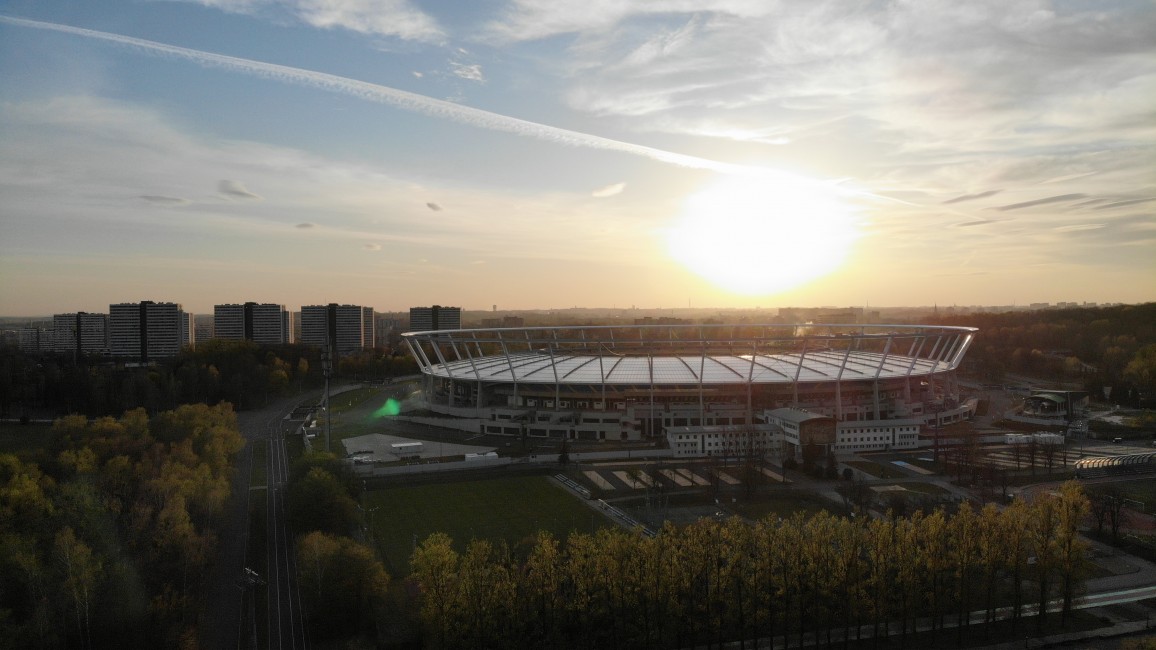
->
[322,347,333,453]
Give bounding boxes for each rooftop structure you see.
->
[403,324,978,455]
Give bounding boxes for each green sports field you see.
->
[365,475,612,575]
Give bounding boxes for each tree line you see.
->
[929,303,1156,405]
[410,483,1090,650]
[0,340,419,419]
[0,403,243,648]
[283,452,392,642]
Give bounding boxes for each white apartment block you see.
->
[109,301,193,361]
[52,312,109,356]
[214,303,292,344]
[18,328,54,353]
[408,305,461,332]
[300,303,370,356]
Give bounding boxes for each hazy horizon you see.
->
[3,299,1146,322]
[2,2,1154,315]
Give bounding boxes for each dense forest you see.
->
[409,484,1090,649]
[929,303,1156,406]
[0,403,243,648]
[0,340,419,419]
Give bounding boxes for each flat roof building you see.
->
[53,312,109,357]
[109,301,192,362]
[300,303,371,356]
[214,303,293,344]
[409,305,461,332]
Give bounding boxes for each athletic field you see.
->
[366,475,611,575]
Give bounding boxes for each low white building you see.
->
[666,424,779,458]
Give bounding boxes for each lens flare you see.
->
[372,398,401,418]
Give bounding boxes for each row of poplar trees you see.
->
[410,483,1090,650]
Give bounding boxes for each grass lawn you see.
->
[844,459,900,479]
[0,422,54,459]
[898,481,952,495]
[1116,480,1156,514]
[366,475,612,576]
[729,491,839,521]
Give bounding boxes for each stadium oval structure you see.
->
[402,324,979,457]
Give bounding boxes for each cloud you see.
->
[450,62,485,82]
[1095,197,1156,210]
[364,242,382,250]
[482,1,1156,200]
[140,195,191,206]
[954,219,993,228]
[0,16,776,177]
[943,190,1001,205]
[218,179,261,200]
[995,194,1087,211]
[185,0,445,43]
[426,202,442,211]
[592,182,626,198]
[296,222,316,228]
[1054,223,1106,233]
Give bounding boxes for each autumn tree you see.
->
[297,531,389,640]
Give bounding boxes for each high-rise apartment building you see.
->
[109,301,193,362]
[18,328,54,353]
[53,312,109,356]
[213,303,293,344]
[408,305,461,332]
[362,306,374,350]
[299,303,370,356]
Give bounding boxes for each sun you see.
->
[665,171,859,295]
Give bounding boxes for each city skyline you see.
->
[1,1,1154,315]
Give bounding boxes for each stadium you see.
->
[402,324,979,459]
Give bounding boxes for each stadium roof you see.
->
[404,324,975,387]
[422,350,952,386]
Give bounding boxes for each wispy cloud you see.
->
[995,194,1087,211]
[1095,197,1156,210]
[0,16,772,177]
[296,222,316,228]
[1055,223,1106,233]
[218,179,261,200]
[140,195,191,206]
[592,182,625,198]
[450,62,484,82]
[943,190,1001,205]
[186,0,445,43]
[363,242,382,250]
[426,202,442,211]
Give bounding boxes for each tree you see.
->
[54,526,102,649]
[1028,494,1059,630]
[1053,482,1090,624]
[409,532,459,648]
[1124,343,1156,398]
[297,531,389,639]
[287,467,360,536]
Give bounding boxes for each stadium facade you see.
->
[402,324,979,459]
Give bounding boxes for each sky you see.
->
[1,0,1153,316]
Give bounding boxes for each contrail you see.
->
[1,15,768,177]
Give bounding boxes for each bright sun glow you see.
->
[666,172,859,295]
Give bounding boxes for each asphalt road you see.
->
[266,414,308,649]
[199,394,316,650]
